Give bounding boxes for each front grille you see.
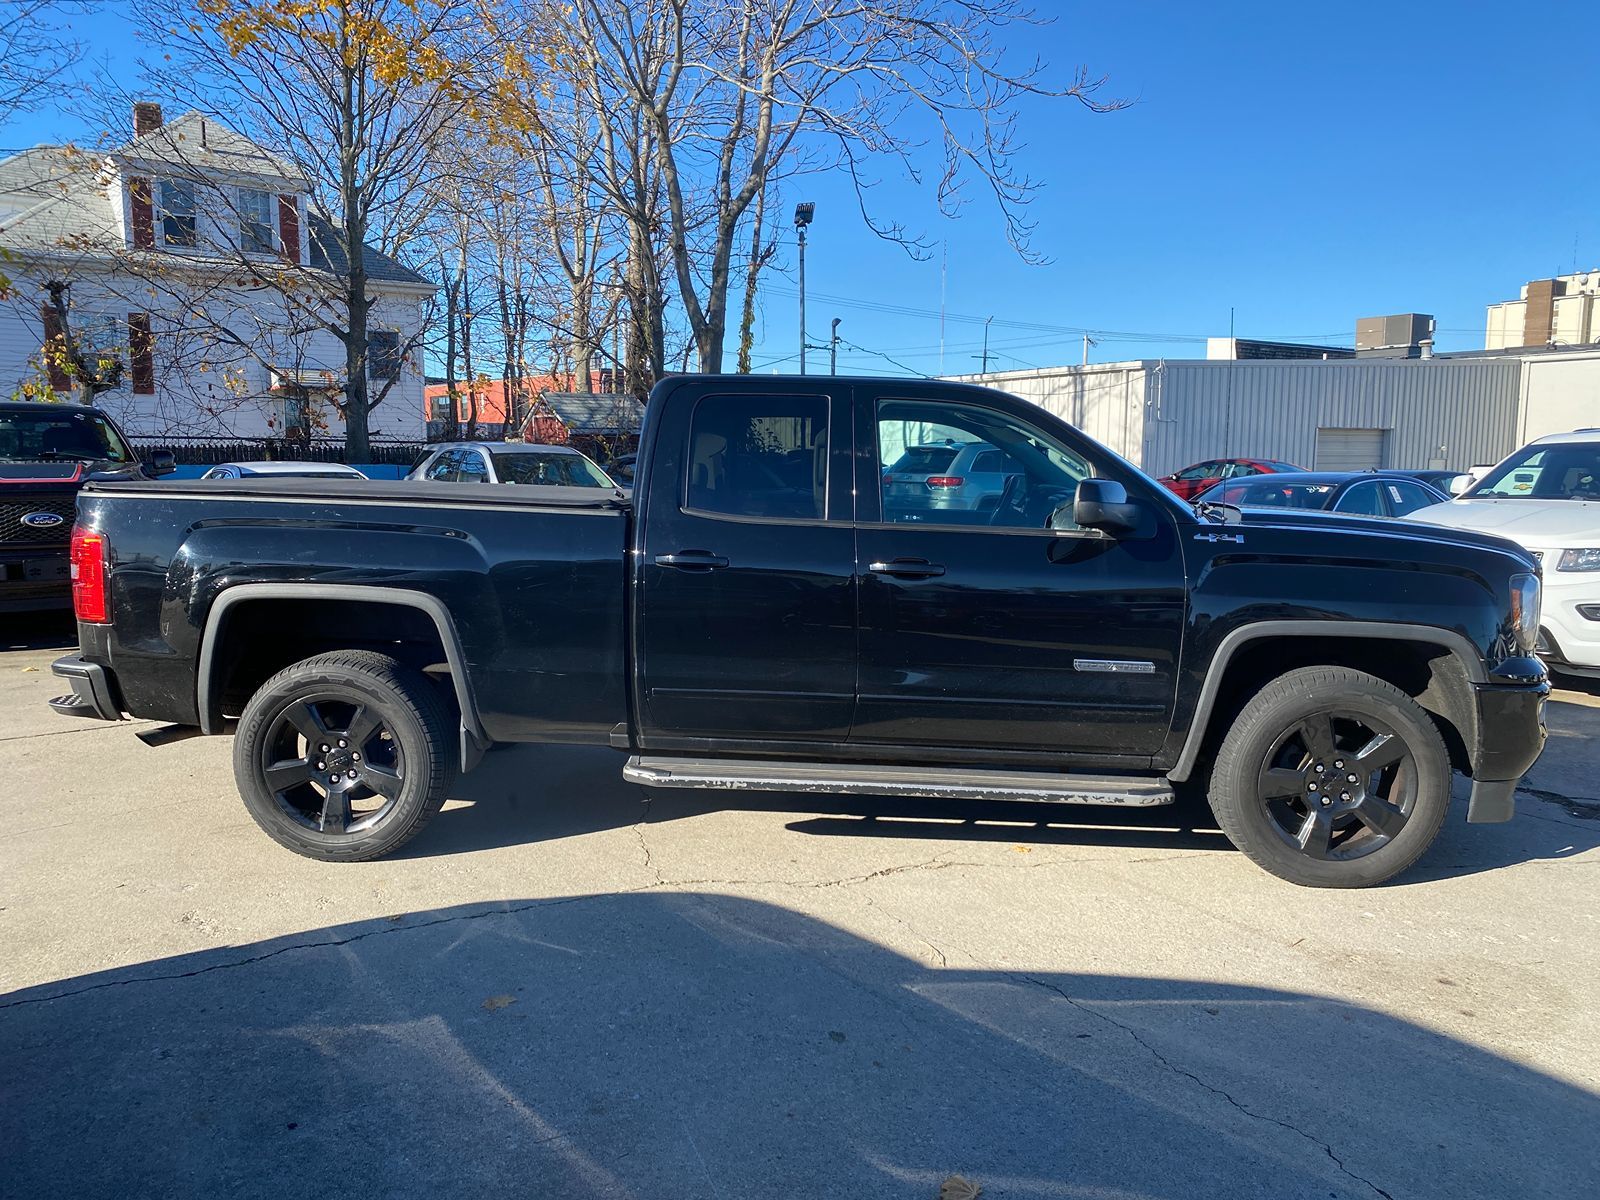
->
[0,497,75,546]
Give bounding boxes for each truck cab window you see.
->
[877,398,1092,530]
[686,394,828,520]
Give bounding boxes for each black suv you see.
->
[0,401,172,612]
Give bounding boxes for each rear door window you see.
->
[1384,481,1437,516]
[1335,481,1384,516]
[686,394,829,521]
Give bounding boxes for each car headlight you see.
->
[1557,548,1600,572]
[1510,573,1541,654]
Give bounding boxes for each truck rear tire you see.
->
[233,650,458,862]
[1209,666,1451,888]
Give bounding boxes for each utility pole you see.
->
[794,202,815,374]
[972,315,994,374]
[829,318,841,375]
[1081,332,1097,365]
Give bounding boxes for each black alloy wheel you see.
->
[1255,709,1415,862]
[1209,665,1452,888]
[233,650,457,861]
[259,695,406,835]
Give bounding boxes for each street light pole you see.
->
[830,317,840,374]
[794,202,815,374]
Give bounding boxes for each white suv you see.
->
[1407,429,1600,678]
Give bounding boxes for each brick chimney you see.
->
[132,101,163,138]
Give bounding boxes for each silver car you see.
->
[407,442,617,488]
[881,440,1021,516]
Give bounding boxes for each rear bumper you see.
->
[1465,680,1549,822]
[48,655,123,722]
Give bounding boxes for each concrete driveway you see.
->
[3,614,1598,1199]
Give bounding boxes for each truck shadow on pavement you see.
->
[1,611,75,652]
[3,893,1596,1200]
[408,743,1600,882]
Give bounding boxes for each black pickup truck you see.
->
[48,376,1548,887]
[2,400,173,612]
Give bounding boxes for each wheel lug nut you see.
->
[316,761,325,770]
[1321,797,1331,807]
[1308,782,1319,792]
[338,739,347,748]
[1334,759,1344,769]
[1315,763,1324,772]
[320,744,330,753]
[329,774,339,783]
[352,752,361,762]
[348,771,358,780]
[1347,773,1358,783]
[1340,792,1351,801]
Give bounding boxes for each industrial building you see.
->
[1485,271,1600,351]
[957,334,1599,476]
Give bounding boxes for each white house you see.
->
[0,103,431,441]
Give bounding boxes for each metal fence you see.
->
[130,437,427,467]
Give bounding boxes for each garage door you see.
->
[1315,428,1389,471]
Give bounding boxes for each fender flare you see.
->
[1165,620,1485,783]
[195,582,490,766]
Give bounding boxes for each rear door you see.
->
[852,385,1187,757]
[636,384,856,745]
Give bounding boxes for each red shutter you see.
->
[129,177,155,249]
[278,195,300,263]
[40,303,70,391]
[129,313,155,395]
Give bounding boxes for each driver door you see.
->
[851,386,1186,758]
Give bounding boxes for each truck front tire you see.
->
[1209,666,1452,888]
[233,651,458,862]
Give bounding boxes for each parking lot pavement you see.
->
[3,629,1598,1199]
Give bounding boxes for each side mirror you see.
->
[1444,473,1471,497]
[147,448,177,477]
[1072,478,1142,536]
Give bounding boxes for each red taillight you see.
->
[70,527,110,624]
[925,476,965,489]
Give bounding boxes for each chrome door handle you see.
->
[868,558,946,579]
[654,551,729,570]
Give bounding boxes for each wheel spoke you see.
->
[1352,792,1408,839]
[1296,809,1334,858]
[1353,732,1405,773]
[1296,713,1337,762]
[318,788,350,834]
[359,762,403,800]
[283,701,330,745]
[263,757,314,793]
[1259,766,1306,801]
[344,704,382,748]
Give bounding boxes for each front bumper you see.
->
[48,655,123,722]
[1465,680,1549,822]
[0,547,71,612]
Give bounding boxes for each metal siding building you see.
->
[957,358,1527,475]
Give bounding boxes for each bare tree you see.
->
[564,0,1121,373]
[133,0,496,456]
[0,2,96,128]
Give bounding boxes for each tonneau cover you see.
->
[82,477,630,510]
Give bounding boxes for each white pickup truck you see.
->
[1409,428,1600,679]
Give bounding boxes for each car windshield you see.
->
[0,408,132,463]
[1208,479,1338,508]
[887,446,961,475]
[1468,443,1600,501]
[491,451,611,487]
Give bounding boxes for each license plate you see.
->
[24,558,69,582]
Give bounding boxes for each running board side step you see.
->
[623,756,1175,807]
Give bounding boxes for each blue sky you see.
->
[7,2,1597,376]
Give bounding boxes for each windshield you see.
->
[0,408,132,464]
[1468,443,1600,501]
[1207,479,1337,509]
[491,451,611,487]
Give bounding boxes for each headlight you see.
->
[1557,548,1600,572]
[1509,573,1541,654]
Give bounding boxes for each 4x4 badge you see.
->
[1194,531,1244,543]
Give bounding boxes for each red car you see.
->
[1158,457,1304,500]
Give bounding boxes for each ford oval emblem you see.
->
[21,512,65,529]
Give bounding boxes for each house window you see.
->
[78,315,128,391]
[159,179,196,247]
[368,330,402,382]
[238,188,275,254]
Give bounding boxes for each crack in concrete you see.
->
[633,795,665,886]
[1021,975,1395,1200]
[862,894,950,967]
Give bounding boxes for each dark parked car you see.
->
[1195,471,1449,518]
[1,400,172,612]
[50,376,1547,888]
[407,442,616,488]
[1158,457,1304,500]
[1392,468,1473,496]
